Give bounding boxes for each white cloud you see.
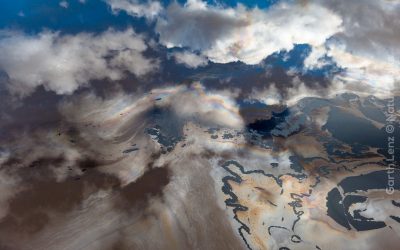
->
[327,43,400,93]
[156,0,342,64]
[59,0,69,8]
[306,0,400,93]
[166,83,243,128]
[304,45,329,69]
[0,28,157,96]
[105,0,162,19]
[171,51,208,68]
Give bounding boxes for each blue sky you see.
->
[0,0,280,33]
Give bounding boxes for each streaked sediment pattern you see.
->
[0,0,399,249]
[0,85,398,249]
